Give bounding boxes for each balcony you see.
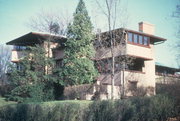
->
[126,43,154,60]
[95,45,126,60]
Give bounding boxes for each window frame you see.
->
[127,32,150,47]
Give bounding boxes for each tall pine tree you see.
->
[58,0,98,86]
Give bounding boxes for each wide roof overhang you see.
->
[6,32,67,46]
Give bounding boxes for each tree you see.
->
[94,0,133,99]
[0,45,11,85]
[172,2,180,66]
[8,45,55,102]
[56,0,98,86]
[28,10,71,36]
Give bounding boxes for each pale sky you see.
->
[0,0,179,68]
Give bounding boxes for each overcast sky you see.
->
[0,0,179,67]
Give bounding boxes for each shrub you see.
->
[156,81,180,115]
[150,95,175,121]
[84,100,115,121]
[0,96,176,121]
[0,101,89,121]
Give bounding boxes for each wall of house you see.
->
[126,44,153,59]
[11,42,58,62]
[125,44,156,95]
[11,50,25,62]
[43,41,58,58]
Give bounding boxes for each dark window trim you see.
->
[128,32,150,47]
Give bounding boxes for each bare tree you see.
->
[94,0,133,99]
[0,45,12,85]
[27,10,72,36]
[27,10,72,75]
[172,2,180,67]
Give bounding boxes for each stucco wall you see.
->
[11,50,25,62]
[126,43,153,59]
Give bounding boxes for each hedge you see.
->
[0,95,178,121]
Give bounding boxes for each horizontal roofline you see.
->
[31,31,67,38]
[6,32,66,45]
[96,28,166,43]
[155,62,180,71]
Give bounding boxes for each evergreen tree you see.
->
[57,0,98,86]
[8,45,55,102]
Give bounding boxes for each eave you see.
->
[125,29,167,44]
[6,32,67,46]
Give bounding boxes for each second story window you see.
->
[128,32,150,46]
[13,46,27,51]
[144,36,148,46]
[139,35,143,44]
[134,34,138,43]
[128,33,133,42]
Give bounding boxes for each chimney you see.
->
[139,22,155,35]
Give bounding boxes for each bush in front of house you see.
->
[0,95,177,121]
[156,81,180,115]
[0,101,89,121]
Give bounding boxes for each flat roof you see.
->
[6,32,66,46]
[97,28,167,44]
[7,27,166,46]
[155,62,180,71]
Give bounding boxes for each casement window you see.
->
[16,63,24,71]
[128,33,133,42]
[134,34,138,44]
[143,36,148,46]
[13,46,27,51]
[139,35,143,44]
[128,32,150,46]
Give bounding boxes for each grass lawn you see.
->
[0,97,17,107]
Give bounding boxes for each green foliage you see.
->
[0,95,177,121]
[0,97,16,107]
[8,45,55,102]
[0,100,90,121]
[156,81,180,115]
[56,0,98,86]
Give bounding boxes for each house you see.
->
[155,62,180,84]
[6,22,168,100]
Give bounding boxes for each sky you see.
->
[0,0,179,68]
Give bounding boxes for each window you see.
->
[14,46,27,51]
[128,81,137,91]
[139,35,143,44]
[16,63,24,71]
[127,32,149,46]
[134,34,138,43]
[128,33,133,42]
[56,60,63,67]
[128,58,144,72]
[144,36,149,46]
